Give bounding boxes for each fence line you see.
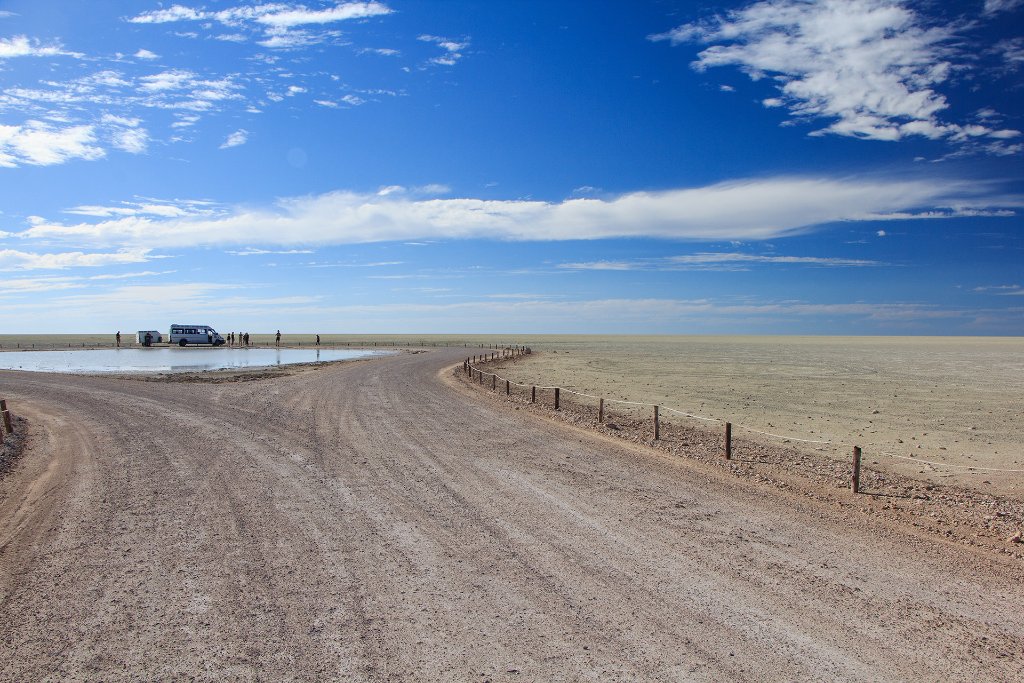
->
[462,352,1024,487]
[0,339,526,351]
[875,451,1024,473]
[0,398,13,442]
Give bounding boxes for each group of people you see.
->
[116,330,321,347]
[227,332,251,346]
[227,331,317,346]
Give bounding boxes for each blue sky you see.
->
[1,0,1022,334]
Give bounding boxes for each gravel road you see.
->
[1,349,1021,681]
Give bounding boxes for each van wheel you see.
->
[178,339,187,347]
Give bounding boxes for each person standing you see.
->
[276,330,281,347]
[115,331,121,347]
[316,334,320,346]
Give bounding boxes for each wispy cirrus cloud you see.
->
[0,2,451,169]
[418,34,468,66]
[560,253,881,272]
[88,270,175,280]
[360,47,399,57]
[974,284,1023,295]
[102,114,149,154]
[0,68,242,115]
[996,38,1024,70]
[128,2,393,50]
[984,0,1024,14]
[0,35,82,59]
[12,175,1020,250]
[64,197,221,219]
[226,247,315,256]
[556,261,636,271]
[0,270,173,297]
[672,253,878,267]
[0,247,155,271]
[128,2,392,27]
[650,0,1020,152]
[0,65,241,164]
[2,276,84,294]
[856,208,1016,220]
[220,129,249,149]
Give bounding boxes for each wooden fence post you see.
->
[492,374,496,390]
[724,422,732,460]
[505,380,510,395]
[654,405,660,440]
[852,446,862,494]
[3,410,12,434]
[554,388,560,410]
[599,398,604,423]
[531,386,536,403]
[479,370,483,385]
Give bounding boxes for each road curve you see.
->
[0,349,1021,682]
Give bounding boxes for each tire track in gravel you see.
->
[1,350,1022,682]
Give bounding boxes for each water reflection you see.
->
[0,347,391,374]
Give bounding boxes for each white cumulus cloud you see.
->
[0,120,104,167]
[650,0,1020,148]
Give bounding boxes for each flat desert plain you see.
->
[1,342,1022,680]
[483,335,1024,495]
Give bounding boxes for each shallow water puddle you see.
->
[0,347,392,374]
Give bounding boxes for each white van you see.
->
[169,324,225,347]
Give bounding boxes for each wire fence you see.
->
[460,350,1024,494]
[0,398,13,445]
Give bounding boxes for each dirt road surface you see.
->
[1,349,1021,681]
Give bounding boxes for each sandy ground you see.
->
[475,336,1024,496]
[1,348,1022,681]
